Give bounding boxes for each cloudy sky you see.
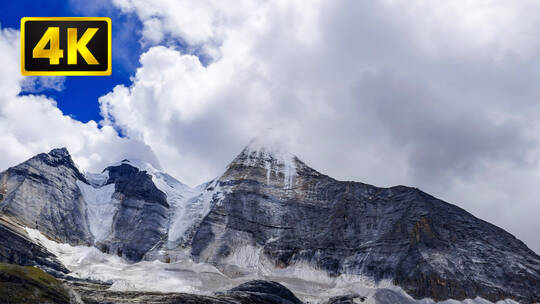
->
[0,0,539,253]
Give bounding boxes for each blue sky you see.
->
[1,0,143,122]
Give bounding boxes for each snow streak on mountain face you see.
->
[77,178,116,242]
[240,143,297,189]
[231,130,298,189]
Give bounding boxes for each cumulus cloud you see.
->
[111,0,260,53]
[98,0,540,253]
[0,1,537,253]
[0,27,160,175]
[20,76,66,93]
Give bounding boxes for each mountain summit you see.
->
[0,144,538,303]
[231,129,299,189]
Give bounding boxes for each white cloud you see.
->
[20,76,66,93]
[100,0,540,253]
[0,1,538,253]
[0,28,160,176]
[111,0,261,53]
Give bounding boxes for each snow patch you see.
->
[110,158,159,173]
[24,228,231,294]
[77,180,117,242]
[150,171,201,246]
[85,171,109,187]
[241,131,297,189]
[168,178,228,246]
[224,244,264,270]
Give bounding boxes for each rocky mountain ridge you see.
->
[0,142,538,303]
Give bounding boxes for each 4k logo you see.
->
[21,17,111,76]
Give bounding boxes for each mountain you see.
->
[183,138,540,303]
[0,148,93,246]
[95,162,170,262]
[0,140,538,304]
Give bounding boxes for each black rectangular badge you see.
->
[21,17,111,76]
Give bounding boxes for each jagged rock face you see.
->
[188,146,540,303]
[392,199,539,303]
[97,164,169,262]
[0,148,92,246]
[0,215,68,275]
[0,152,170,263]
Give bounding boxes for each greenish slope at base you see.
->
[0,263,72,304]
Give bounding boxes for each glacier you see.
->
[77,177,117,242]
[78,158,220,250]
[24,228,521,304]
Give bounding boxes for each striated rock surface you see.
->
[0,148,92,246]
[0,151,171,263]
[0,215,68,275]
[186,139,540,303]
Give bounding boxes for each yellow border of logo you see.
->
[21,17,112,76]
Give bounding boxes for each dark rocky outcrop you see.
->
[0,151,171,263]
[98,163,169,262]
[69,279,304,304]
[325,294,366,304]
[222,280,304,304]
[0,148,92,246]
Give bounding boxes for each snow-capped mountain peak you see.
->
[108,158,160,174]
[232,130,298,189]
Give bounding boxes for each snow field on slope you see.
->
[121,160,218,247]
[24,229,521,304]
[150,171,203,246]
[77,178,117,242]
[25,228,230,293]
[82,159,213,248]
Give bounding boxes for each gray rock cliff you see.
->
[186,143,540,303]
[0,148,92,246]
